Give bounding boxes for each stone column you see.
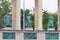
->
[0,32,2,40]
[12,0,16,30]
[58,0,60,30]
[12,0,21,30]
[16,32,24,40]
[35,0,38,30]
[35,0,42,30]
[37,32,45,40]
[15,0,21,30]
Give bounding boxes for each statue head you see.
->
[6,12,11,15]
[49,16,54,20]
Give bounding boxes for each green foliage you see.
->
[0,0,58,30]
[42,10,58,31]
[21,9,35,28]
[25,9,30,16]
[0,0,11,28]
[42,10,50,30]
[21,9,58,30]
[52,13,58,31]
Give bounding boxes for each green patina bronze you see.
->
[48,16,54,28]
[3,13,11,27]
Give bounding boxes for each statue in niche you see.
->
[48,16,54,28]
[3,12,11,27]
[25,15,32,28]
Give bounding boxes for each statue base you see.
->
[47,28,55,31]
[25,27,33,30]
[2,27,12,30]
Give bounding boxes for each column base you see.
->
[2,27,12,30]
[25,28,33,30]
[47,28,55,31]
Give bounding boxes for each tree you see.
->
[42,10,58,31]
[51,12,58,31]
[42,10,50,30]
[21,9,35,29]
[0,0,12,28]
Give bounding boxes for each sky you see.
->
[21,0,34,10]
[21,0,58,13]
[42,0,58,13]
